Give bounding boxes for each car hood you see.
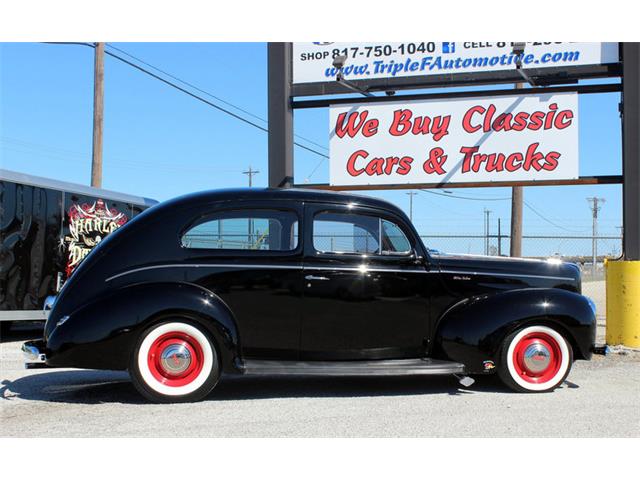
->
[430,252,582,290]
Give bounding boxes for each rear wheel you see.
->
[129,319,220,403]
[498,325,573,393]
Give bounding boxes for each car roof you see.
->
[165,187,403,214]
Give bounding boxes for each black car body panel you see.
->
[40,188,596,377]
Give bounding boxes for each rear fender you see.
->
[46,282,240,372]
[431,288,596,374]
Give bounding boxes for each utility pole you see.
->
[497,217,502,256]
[242,166,260,187]
[587,197,605,277]
[406,191,418,221]
[91,42,105,188]
[243,166,260,247]
[509,81,525,258]
[484,208,491,255]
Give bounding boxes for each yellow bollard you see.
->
[606,260,640,348]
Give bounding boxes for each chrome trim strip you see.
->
[303,265,430,274]
[106,263,431,281]
[106,263,572,283]
[106,264,301,281]
[439,269,574,282]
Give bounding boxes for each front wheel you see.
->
[129,319,220,403]
[498,325,573,393]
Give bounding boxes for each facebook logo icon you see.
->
[442,42,456,54]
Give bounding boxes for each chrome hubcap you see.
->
[160,344,192,375]
[522,342,551,373]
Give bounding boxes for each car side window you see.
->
[182,209,298,251]
[381,219,411,254]
[313,211,411,255]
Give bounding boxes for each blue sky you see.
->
[0,42,624,256]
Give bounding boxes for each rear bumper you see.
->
[22,340,51,369]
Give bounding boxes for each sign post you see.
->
[606,42,640,348]
[267,42,294,188]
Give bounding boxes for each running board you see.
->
[238,358,465,376]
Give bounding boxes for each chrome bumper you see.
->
[22,340,49,368]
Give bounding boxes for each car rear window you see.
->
[182,209,298,251]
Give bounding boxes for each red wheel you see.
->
[499,325,573,393]
[130,320,220,402]
[147,331,205,388]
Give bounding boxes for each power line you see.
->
[419,189,511,201]
[105,43,329,153]
[524,200,589,233]
[106,44,269,124]
[43,42,329,160]
[103,47,329,159]
[416,188,590,234]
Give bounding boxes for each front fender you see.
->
[46,282,240,372]
[431,288,596,374]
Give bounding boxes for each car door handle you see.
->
[305,275,330,281]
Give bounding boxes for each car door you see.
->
[180,201,303,360]
[300,202,432,360]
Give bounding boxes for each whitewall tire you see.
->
[498,325,573,393]
[130,320,220,403]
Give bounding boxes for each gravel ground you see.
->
[1,324,639,437]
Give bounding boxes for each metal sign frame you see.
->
[291,42,621,96]
[292,64,621,97]
[267,42,639,261]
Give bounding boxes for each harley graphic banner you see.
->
[64,199,128,277]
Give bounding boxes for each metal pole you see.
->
[406,191,417,221]
[587,197,605,277]
[243,166,259,187]
[243,166,259,246]
[622,42,640,260]
[592,199,598,277]
[498,218,502,256]
[484,209,491,255]
[267,42,294,188]
[606,43,640,348]
[91,42,105,188]
[509,81,525,258]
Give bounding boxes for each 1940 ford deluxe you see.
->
[23,188,597,402]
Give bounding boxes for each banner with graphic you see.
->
[293,42,619,85]
[329,92,579,187]
[64,199,128,277]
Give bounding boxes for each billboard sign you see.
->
[293,42,619,90]
[329,92,579,187]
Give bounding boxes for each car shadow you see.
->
[1,368,521,405]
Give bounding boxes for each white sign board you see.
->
[293,42,618,84]
[329,93,579,187]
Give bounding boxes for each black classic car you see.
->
[23,188,597,402]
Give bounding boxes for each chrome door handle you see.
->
[305,275,330,281]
